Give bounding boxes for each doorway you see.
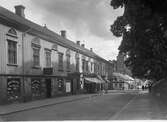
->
[45,79,51,98]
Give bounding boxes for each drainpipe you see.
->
[22,28,32,102]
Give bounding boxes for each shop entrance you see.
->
[45,79,51,98]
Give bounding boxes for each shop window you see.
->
[31,79,41,97]
[7,78,21,101]
[8,40,17,65]
[58,78,64,91]
[119,83,122,88]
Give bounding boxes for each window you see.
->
[82,59,85,72]
[45,49,51,67]
[8,40,17,64]
[66,55,70,71]
[86,61,89,72]
[58,78,64,92]
[31,78,41,98]
[7,78,21,101]
[33,47,40,67]
[58,53,63,71]
[76,58,79,72]
[66,49,71,71]
[32,37,41,67]
[75,53,79,72]
[91,62,93,72]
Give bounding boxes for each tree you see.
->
[110,0,167,81]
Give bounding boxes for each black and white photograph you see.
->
[0,0,167,121]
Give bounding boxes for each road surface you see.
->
[1,90,167,121]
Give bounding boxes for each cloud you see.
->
[30,0,123,40]
[0,0,123,60]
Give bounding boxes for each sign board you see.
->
[43,68,53,75]
[66,82,71,93]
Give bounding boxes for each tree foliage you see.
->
[110,0,167,81]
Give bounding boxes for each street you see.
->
[1,90,167,121]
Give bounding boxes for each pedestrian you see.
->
[142,85,144,91]
[148,84,152,93]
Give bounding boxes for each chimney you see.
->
[81,44,85,48]
[90,48,93,52]
[76,41,80,46]
[60,30,66,38]
[14,5,25,18]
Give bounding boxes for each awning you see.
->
[104,79,110,83]
[97,75,106,83]
[113,72,134,81]
[85,77,105,84]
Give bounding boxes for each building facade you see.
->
[0,5,112,104]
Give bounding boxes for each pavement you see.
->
[0,93,100,115]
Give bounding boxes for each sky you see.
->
[0,0,123,60]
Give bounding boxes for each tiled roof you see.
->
[0,5,108,63]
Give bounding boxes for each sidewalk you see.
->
[110,93,167,120]
[0,93,99,115]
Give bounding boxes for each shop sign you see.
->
[66,82,71,92]
[43,68,53,75]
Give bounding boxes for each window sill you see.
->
[7,64,18,67]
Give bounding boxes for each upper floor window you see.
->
[75,52,80,72]
[32,47,40,67]
[32,37,41,67]
[82,59,85,72]
[8,40,17,65]
[86,61,89,72]
[58,52,64,71]
[91,62,93,72]
[45,49,51,67]
[66,55,70,71]
[66,49,71,71]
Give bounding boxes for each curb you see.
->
[0,94,99,116]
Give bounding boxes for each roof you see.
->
[0,5,108,63]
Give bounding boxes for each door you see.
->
[45,79,51,98]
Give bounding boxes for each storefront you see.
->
[84,74,105,93]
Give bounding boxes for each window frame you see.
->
[32,46,40,68]
[58,52,64,71]
[7,39,18,65]
[45,49,52,67]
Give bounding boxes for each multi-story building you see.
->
[0,5,112,104]
[112,52,133,90]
